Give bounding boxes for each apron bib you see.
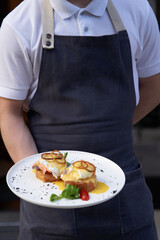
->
[18,0,157,239]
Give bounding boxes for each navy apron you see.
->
[18,0,158,239]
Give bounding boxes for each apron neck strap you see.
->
[42,0,126,49]
[106,0,125,32]
[42,0,54,49]
[107,0,126,32]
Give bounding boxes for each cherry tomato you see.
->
[80,190,89,201]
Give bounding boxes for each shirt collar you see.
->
[50,0,108,19]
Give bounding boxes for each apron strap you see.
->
[42,0,54,49]
[41,0,125,49]
[106,0,125,32]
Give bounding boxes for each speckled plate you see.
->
[6,150,125,209]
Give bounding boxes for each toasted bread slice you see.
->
[63,175,97,192]
[35,169,60,182]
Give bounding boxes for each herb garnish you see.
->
[64,152,68,159]
[63,152,71,167]
[66,162,71,167]
[50,184,79,202]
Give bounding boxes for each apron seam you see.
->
[73,209,78,240]
[117,194,125,234]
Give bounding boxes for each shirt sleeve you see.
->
[0,21,33,100]
[136,2,160,78]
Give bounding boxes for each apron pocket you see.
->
[75,195,122,238]
[119,164,154,233]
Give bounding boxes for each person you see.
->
[0,0,160,239]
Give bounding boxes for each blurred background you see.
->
[0,0,160,239]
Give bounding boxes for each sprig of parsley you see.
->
[50,184,79,202]
[50,194,63,201]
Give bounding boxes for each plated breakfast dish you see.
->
[6,150,125,208]
[32,150,98,201]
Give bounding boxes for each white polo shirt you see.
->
[0,0,160,110]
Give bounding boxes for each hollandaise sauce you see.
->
[53,180,109,194]
[53,180,65,191]
[90,181,109,194]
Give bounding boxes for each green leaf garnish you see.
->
[63,152,71,166]
[50,184,79,202]
[50,194,62,202]
[61,184,79,199]
[64,152,68,159]
[66,162,71,167]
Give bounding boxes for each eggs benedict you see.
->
[32,150,67,182]
[61,160,97,192]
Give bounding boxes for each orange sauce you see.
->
[53,180,109,194]
[53,180,65,191]
[91,181,109,194]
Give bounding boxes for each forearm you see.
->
[133,73,160,125]
[0,113,38,163]
[0,98,38,163]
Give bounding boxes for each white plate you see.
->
[6,150,125,209]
